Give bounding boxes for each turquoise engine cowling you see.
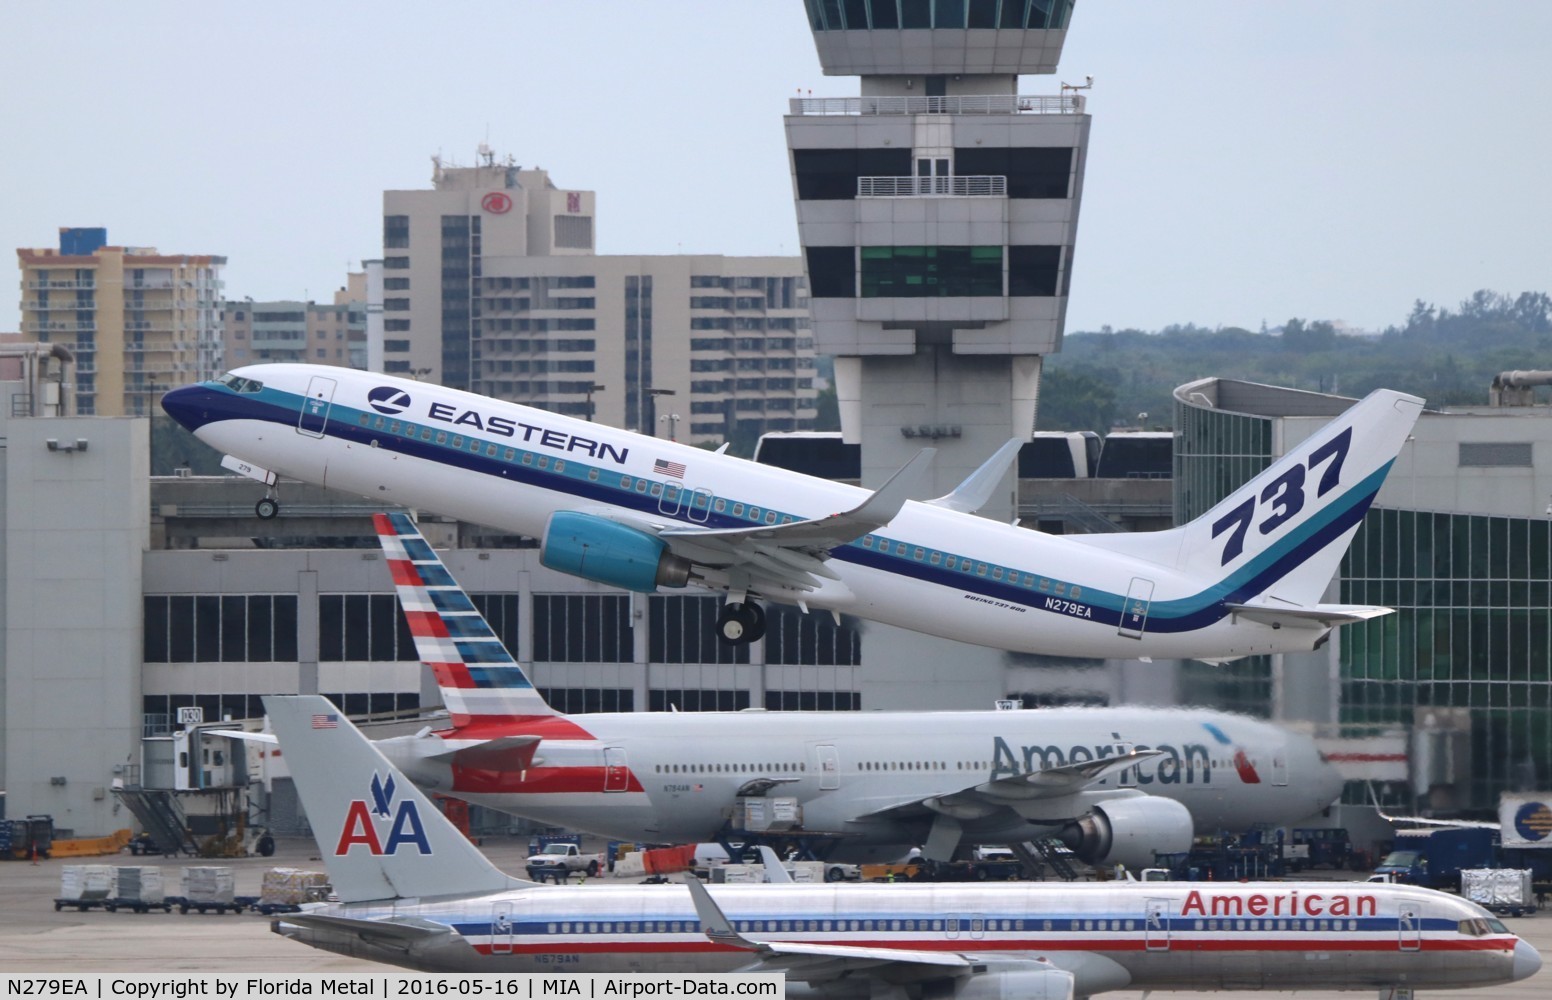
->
[540,511,693,592]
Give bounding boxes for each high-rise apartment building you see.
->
[16,228,225,416]
[222,293,366,370]
[382,152,817,445]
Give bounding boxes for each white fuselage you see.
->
[380,707,1341,852]
[163,365,1374,661]
[278,879,1534,993]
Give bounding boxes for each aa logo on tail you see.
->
[336,772,432,856]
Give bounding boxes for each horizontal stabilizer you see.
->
[284,911,454,942]
[209,729,277,744]
[428,735,541,771]
[1226,601,1393,629]
[927,438,1022,514]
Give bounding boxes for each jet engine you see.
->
[1057,796,1193,869]
[540,511,692,592]
[951,969,1076,1000]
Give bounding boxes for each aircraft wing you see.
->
[646,449,934,594]
[850,750,1166,823]
[1366,783,1499,830]
[685,878,1076,993]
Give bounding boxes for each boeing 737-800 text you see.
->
[162,365,1422,660]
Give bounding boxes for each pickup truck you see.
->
[525,842,606,880]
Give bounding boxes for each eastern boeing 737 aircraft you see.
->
[253,512,1343,869]
[162,365,1422,660]
[264,693,1542,994]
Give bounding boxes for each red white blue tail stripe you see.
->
[373,512,556,725]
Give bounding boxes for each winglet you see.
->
[842,448,935,530]
[755,845,793,883]
[927,438,1021,514]
[684,877,756,950]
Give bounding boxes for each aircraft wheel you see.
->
[716,603,751,644]
[741,602,767,643]
[255,498,280,520]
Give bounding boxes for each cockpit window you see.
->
[216,372,264,393]
[1459,918,1508,937]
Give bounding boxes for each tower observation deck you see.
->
[786,0,1088,515]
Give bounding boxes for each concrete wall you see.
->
[2,416,149,835]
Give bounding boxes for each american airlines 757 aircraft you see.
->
[162,365,1422,659]
[264,693,1543,994]
[348,512,1345,868]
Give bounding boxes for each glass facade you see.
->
[1173,394,1278,717]
[1341,508,1552,806]
[1177,380,1552,808]
[805,0,1072,31]
[1172,400,1273,526]
[440,215,473,391]
[860,245,1002,298]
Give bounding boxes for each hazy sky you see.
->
[3,2,1549,337]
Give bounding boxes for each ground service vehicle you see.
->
[1376,828,1497,889]
[524,841,605,880]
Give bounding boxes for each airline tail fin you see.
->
[1173,389,1423,606]
[1074,388,1422,609]
[264,694,524,903]
[374,513,558,725]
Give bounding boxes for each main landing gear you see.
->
[716,601,766,645]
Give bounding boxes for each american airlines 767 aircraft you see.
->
[162,365,1422,659]
[264,693,1543,994]
[351,512,1345,868]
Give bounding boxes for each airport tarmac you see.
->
[0,836,1546,998]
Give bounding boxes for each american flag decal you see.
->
[654,458,686,479]
[311,713,339,730]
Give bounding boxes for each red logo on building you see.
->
[567,192,581,213]
[481,192,513,214]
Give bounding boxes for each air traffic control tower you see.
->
[786,2,1092,707]
[786,0,1087,517]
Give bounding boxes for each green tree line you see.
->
[1038,290,1552,433]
